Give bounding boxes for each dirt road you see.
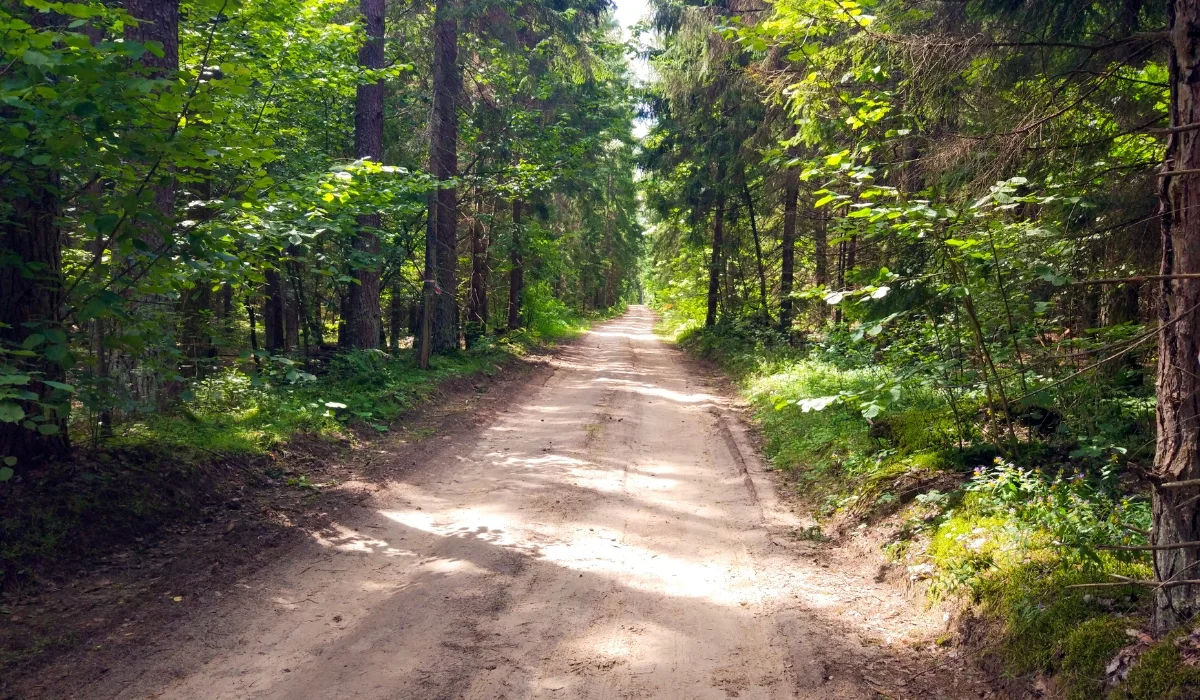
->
[61,307,991,699]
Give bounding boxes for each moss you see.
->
[1117,633,1200,699]
[1060,616,1132,699]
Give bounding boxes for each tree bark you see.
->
[508,200,524,330]
[389,282,404,352]
[1152,0,1200,633]
[125,0,179,232]
[779,165,800,331]
[426,0,460,354]
[741,176,769,322]
[705,164,727,328]
[345,0,384,349]
[264,269,286,352]
[468,211,489,326]
[814,212,828,287]
[0,176,70,463]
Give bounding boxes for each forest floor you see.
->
[4,307,1000,699]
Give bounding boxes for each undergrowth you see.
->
[661,313,1183,699]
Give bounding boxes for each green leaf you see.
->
[0,402,25,423]
[0,375,30,386]
[3,456,15,466]
[37,423,59,435]
[22,50,50,67]
[0,467,13,482]
[43,381,74,392]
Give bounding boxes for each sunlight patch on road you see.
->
[586,330,660,342]
[309,522,416,557]
[593,377,717,404]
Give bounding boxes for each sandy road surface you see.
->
[66,306,991,700]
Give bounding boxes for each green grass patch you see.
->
[116,312,596,456]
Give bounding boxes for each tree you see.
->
[345,0,385,349]
[0,177,70,464]
[706,163,726,328]
[778,161,799,331]
[422,0,461,358]
[508,199,523,329]
[1151,0,1200,634]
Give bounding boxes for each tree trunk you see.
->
[125,0,179,235]
[705,165,727,328]
[124,0,180,407]
[740,175,769,323]
[345,0,384,349]
[264,269,286,352]
[285,278,300,350]
[814,212,828,287]
[219,283,233,332]
[1152,0,1200,633]
[179,284,213,377]
[779,165,799,331]
[389,282,404,352]
[246,296,260,368]
[426,0,460,355]
[0,176,70,464]
[508,200,524,330]
[469,212,488,326]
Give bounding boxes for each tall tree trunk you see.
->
[124,0,180,407]
[706,165,727,328]
[1152,0,1200,633]
[264,269,286,352]
[741,177,769,322]
[220,283,233,332]
[508,200,524,330]
[779,165,799,332]
[309,276,325,347]
[345,0,384,349]
[287,257,310,359]
[834,237,848,324]
[179,176,215,374]
[814,212,828,287]
[468,211,488,326]
[0,177,70,463]
[285,277,300,350]
[179,284,213,376]
[246,296,260,369]
[125,0,179,229]
[419,192,436,369]
[425,0,460,355]
[389,282,404,352]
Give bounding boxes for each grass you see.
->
[657,313,1190,699]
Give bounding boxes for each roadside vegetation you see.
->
[641,0,1200,694]
[0,0,640,593]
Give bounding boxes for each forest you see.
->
[639,0,1200,694]
[9,0,1200,695]
[0,2,639,466]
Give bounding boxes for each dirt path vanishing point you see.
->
[42,306,997,699]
